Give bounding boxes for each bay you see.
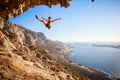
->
[69,43,120,78]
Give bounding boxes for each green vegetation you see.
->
[28,45,37,51]
[36,51,42,58]
[12,49,21,55]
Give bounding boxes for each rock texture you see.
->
[0,20,88,80]
[0,0,70,20]
[0,0,95,20]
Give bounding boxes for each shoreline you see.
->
[61,49,114,80]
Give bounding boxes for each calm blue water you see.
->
[69,43,120,78]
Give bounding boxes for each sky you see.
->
[10,0,120,42]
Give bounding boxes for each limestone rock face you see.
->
[0,0,70,20]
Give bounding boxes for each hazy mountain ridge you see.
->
[93,44,120,49]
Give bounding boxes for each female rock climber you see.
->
[35,15,61,29]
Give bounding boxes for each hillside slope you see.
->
[0,20,87,80]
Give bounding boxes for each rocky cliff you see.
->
[0,20,88,80]
[0,0,70,20]
[0,0,95,20]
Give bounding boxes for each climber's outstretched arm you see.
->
[51,18,61,22]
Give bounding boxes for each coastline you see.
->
[61,46,114,80]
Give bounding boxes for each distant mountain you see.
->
[93,44,120,49]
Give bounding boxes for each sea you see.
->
[68,42,120,78]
